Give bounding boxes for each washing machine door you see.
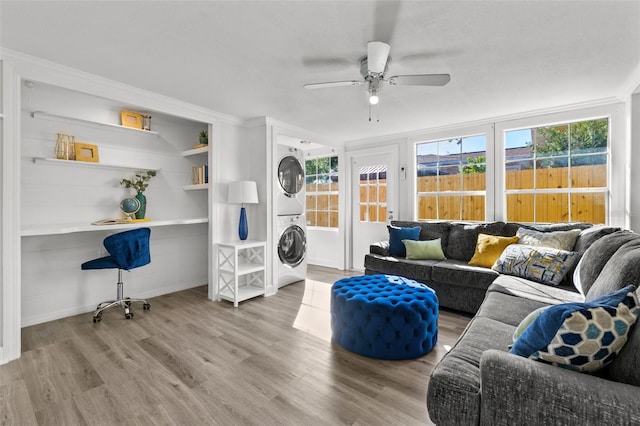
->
[278,156,304,197]
[278,225,306,267]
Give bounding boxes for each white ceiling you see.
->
[2,1,639,143]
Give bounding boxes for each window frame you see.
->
[495,104,623,225]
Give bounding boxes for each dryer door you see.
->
[278,225,306,267]
[278,156,304,196]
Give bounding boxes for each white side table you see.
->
[217,240,266,307]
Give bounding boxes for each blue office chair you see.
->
[81,227,151,323]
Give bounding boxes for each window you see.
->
[415,135,487,221]
[305,156,339,228]
[359,164,387,223]
[504,118,608,224]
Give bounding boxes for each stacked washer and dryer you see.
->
[276,145,308,288]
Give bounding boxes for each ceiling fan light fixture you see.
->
[369,93,379,105]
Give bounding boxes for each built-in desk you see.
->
[21,217,208,236]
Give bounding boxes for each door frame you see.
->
[345,145,398,270]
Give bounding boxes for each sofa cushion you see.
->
[573,231,639,296]
[586,238,640,302]
[468,234,519,268]
[477,287,554,327]
[492,244,580,286]
[403,238,446,260]
[387,225,420,257]
[431,259,500,290]
[488,275,583,306]
[510,285,640,372]
[369,240,390,256]
[516,227,581,251]
[573,225,621,254]
[447,222,519,261]
[363,254,436,282]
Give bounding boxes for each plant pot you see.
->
[199,136,208,145]
[135,192,147,219]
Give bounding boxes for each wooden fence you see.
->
[417,164,606,223]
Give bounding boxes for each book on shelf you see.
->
[192,164,208,185]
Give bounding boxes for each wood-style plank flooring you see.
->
[0,266,471,425]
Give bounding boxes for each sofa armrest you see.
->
[369,240,390,256]
[480,349,640,425]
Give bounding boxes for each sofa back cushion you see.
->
[574,231,640,297]
[447,222,519,261]
[391,221,451,253]
[586,237,640,302]
[573,225,621,254]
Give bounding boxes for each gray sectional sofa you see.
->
[364,220,601,314]
[365,221,640,424]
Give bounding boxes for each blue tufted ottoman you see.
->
[330,274,439,360]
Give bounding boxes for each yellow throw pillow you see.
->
[468,233,519,268]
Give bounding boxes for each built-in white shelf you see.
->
[31,111,159,136]
[21,217,208,237]
[183,183,208,191]
[181,146,209,157]
[33,157,159,172]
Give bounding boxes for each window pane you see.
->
[505,162,534,190]
[506,194,534,222]
[368,205,377,222]
[536,165,568,189]
[330,211,339,228]
[571,192,606,224]
[359,185,368,203]
[330,156,338,173]
[305,175,316,192]
[536,193,569,223]
[417,167,438,192]
[359,204,367,221]
[461,195,485,221]
[317,157,330,174]
[571,163,607,188]
[307,211,317,226]
[316,194,329,210]
[417,195,437,220]
[569,118,608,155]
[329,194,339,211]
[536,124,569,158]
[316,211,329,227]
[306,195,316,210]
[305,159,317,175]
[438,195,461,220]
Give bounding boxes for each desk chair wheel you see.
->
[125,312,133,320]
[93,313,102,323]
[143,303,150,310]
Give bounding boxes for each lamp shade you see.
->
[227,181,259,205]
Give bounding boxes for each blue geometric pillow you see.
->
[387,225,421,257]
[510,285,640,372]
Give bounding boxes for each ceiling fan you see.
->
[304,41,450,120]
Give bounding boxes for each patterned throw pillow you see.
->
[510,285,640,372]
[492,244,580,286]
[516,227,581,251]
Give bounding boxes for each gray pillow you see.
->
[516,227,581,251]
[573,225,621,254]
[574,231,639,296]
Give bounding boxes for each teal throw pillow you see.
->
[402,238,446,260]
[510,285,640,372]
[387,225,421,257]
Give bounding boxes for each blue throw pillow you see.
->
[387,225,421,257]
[510,285,640,372]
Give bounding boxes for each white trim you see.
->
[1,60,22,364]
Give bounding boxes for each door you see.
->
[351,152,397,270]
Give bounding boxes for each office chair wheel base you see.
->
[93,314,102,323]
[125,312,134,320]
[143,303,150,310]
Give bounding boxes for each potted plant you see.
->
[120,170,157,219]
[199,130,208,145]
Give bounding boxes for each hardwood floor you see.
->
[0,266,471,425]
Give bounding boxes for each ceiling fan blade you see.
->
[388,74,451,86]
[303,80,362,89]
[367,41,391,74]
